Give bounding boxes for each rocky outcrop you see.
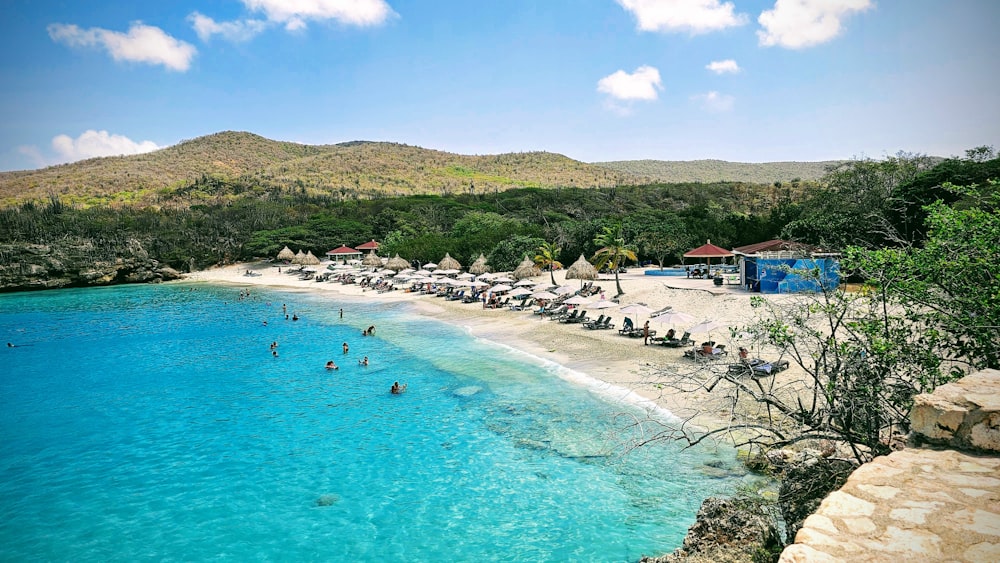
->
[0,241,182,292]
[780,369,1000,562]
[640,496,782,563]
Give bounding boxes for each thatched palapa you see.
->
[512,256,541,280]
[565,254,598,281]
[386,254,410,272]
[276,246,296,261]
[362,250,382,268]
[302,251,321,265]
[293,250,306,264]
[469,254,490,275]
[438,253,461,271]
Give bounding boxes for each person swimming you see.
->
[325,361,339,370]
[359,356,369,366]
[390,381,407,394]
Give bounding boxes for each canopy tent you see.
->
[683,239,734,273]
[276,246,296,261]
[438,253,462,271]
[512,256,541,280]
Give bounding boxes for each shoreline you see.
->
[181,262,798,437]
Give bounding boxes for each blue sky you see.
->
[1,0,997,171]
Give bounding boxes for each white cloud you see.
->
[597,65,663,101]
[51,130,160,163]
[48,22,196,71]
[706,59,740,74]
[188,12,267,42]
[242,0,396,31]
[617,0,747,34]
[692,91,735,112]
[758,0,872,49]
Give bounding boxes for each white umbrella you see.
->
[414,269,431,276]
[457,272,475,279]
[490,284,514,293]
[399,268,415,275]
[653,311,697,326]
[508,287,532,297]
[468,280,490,288]
[531,291,558,300]
[423,262,438,270]
[514,279,536,287]
[619,303,654,316]
[687,320,726,334]
[533,283,557,292]
[493,276,515,283]
[554,285,576,295]
[437,268,460,275]
[590,300,618,309]
[477,273,496,281]
[563,295,592,306]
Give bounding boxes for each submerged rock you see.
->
[315,494,339,507]
[453,386,482,397]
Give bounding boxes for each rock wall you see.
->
[780,369,1000,562]
[0,241,181,292]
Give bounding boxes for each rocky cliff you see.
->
[0,241,182,292]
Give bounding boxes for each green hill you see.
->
[0,131,649,207]
[593,159,844,184]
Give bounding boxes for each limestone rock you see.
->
[910,369,1000,453]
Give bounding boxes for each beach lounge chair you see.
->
[727,358,790,377]
[556,309,580,322]
[582,314,605,329]
[563,310,589,324]
[660,332,693,347]
[684,344,728,360]
[618,317,634,335]
[542,305,568,318]
[509,298,534,311]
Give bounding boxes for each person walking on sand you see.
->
[643,320,650,345]
[339,308,343,319]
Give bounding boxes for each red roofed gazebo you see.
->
[326,245,362,262]
[683,239,734,275]
[356,240,380,251]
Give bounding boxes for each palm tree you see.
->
[591,225,637,297]
[534,241,563,285]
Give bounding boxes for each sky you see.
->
[1,0,998,171]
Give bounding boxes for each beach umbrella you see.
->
[653,311,697,327]
[302,251,321,265]
[457,272,475,279]
[564,254,598,284]
[508,287,532,297]
[469,254,490,275]
[386,254,410,272]
[590,300,618,309]
[687,319,726,334]
[531,290,558,300]
[514,279,537,287]
[620,303,654,316]
[468,280,489,288]
[533,283,557,292]
[438,253,462,271]
[423,262,439,270]
[362,250,382,268]
[489,284,513,293]
[477,272,496,281]
[493,276,515,284]
[276,246,295,261]
[414,269,432,276]
[554,285,576,295]
[437,268,460,276]
[563,295,591,306]
[513,256,541,280]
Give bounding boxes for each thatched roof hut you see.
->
[362,250,382,268]
[386,254,410,272]
[293,250,307,264]
[438,253,461,271]
[565,254,598,281]
[468,254,490,275]
[512,256,541,280]
[277,246,296,261]
[302,251,322,265]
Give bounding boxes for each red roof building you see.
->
[683,240,734,259]
[356,240,380,251]
[326,245,361,259]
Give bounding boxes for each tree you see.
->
[637,220,690,268]
[591,224,636,297]
[488,235,544,272]
[534,241,562,285]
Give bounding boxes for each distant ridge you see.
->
[593,158,843,184]
[0,131,649,207]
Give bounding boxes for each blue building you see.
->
[733,240,840,294]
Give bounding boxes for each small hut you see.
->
[276,246,296,262]
[565,254,598,286]
[386,254,410,272]
[362,250,382,268]
[468,254,490,275]
[438,253,462,271]
[512,256,542,280]
[302,251,321,266]
[293,250,307,264]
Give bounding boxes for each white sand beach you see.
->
[183,262,801,434]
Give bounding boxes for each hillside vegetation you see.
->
[594,159,844,184]
[0,131,649,208]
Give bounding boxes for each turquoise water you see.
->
[0,284,745,561]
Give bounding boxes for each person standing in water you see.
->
[343,342,349,354]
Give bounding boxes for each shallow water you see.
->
[0,283,746,561]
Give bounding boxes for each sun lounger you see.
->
[659,332,693,347]
[684,344,728,360]
[727,358,790,376]
[563,310,589,324]
[582,314,605,329]
[585,316,614,330]
[618,317,635,335]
